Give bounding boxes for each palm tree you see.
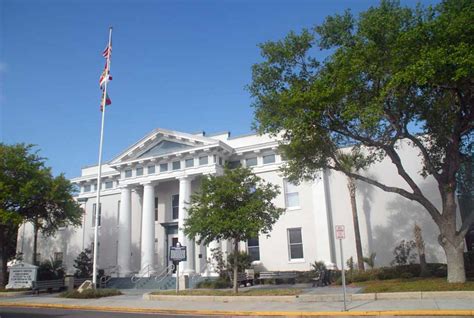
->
[337,151,366,271]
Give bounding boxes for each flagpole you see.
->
[92,26,113,288]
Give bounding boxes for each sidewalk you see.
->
[1,291,474,316]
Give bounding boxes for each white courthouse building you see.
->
[16,128,449,277]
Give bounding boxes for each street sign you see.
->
[169,246,187,262]
[335,225,345,240]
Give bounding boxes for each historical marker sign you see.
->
[335,225,345,240]
[169,246,187,262]
[6,262,38,289]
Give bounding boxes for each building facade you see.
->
[16,128,448,277]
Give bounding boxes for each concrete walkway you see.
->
[1,291,474,316]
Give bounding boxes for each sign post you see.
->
[169,243,186,294]
[335,225,347,312]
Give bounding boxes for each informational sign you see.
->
[6,262,38,289]
[169,246,187,262]
[335,225,345,240]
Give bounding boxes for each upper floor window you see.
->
[160,163,168,172]
[228,160,241,169]
[136,167,143,176]
[83,184,91,192]
[185,158,194,168]
[92,203,102,227]
[148,165,155,174]
[172,161,181,170]
[284,180,300,208]
[263,154,276,164]
[172,194,179,219]
[287,228,304,260]
[154,197,159,221]
[199,156,208,165]
[248,237,260,262]
[105,181,113,189]
[124,169,132,178]
[246,157,258,167]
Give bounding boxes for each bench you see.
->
[259,271,297,284]
[230,272,255,287]
[32,279,65,294]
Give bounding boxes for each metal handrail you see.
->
[131,264,154,284]
[154,264,175,282]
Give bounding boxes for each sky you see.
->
[1,0,439,178]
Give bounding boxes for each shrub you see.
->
[363,252,376,269]
[351,271,375,282]
[196,277,230,289]
[60,288,122,299]
[38,258,65,280]
[400,272,414,279]
[74,249,93,278]
[391,240,417,266]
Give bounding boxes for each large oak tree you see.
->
[248,0,473,282]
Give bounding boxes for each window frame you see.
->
[185,158,194,168]
[262,154,276,165]
[147,165,156,174]
[171,194,179,220]
[160,163,168,172]
[199,155,208,165]
[136,167,144,176]
[247,237,260,262]
[287,228,304,261]
[105,180,113,189]
[92,203,102,227]
[284,179,300,209]
[245,156,258,167]
[124,169,132,178]
[172,161,181,170]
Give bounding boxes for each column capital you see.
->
[177,175,195,182]
[140,180,158,186]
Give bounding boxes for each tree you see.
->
[0,143,82,286]
[414,224,430,277]
[337,152,366,271]
[184,167,284,293]
[74,248,93,278]
[249,0,473,282]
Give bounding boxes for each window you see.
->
[199,156,208,165]
[263,154,276,164]
[54,252,63,263]
[287,228,304,260]
[172,161,181,170]
[172,194,179,219]
[248,237,260,262]
[246,157,258,167]
[136,167,143,176]
[92,203,102,227]
[228,160,241,169]
[185,158,194,168]
[84,184,91,192]
[219,157,223,165]
[154,197,159,221]
[93,184,97,191]
[105,180,113,189]
[160,163,168,172]
[148,165,155,174]
[125,169,132,178]
[284,180,300,208]
[117,200,121,225]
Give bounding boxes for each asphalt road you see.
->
[0,307,216,318]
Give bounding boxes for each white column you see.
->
[140,182,155,276]
[117,186,132,276]
[205,240,220,277]
[312,170,333,263]
[178,176,195,275]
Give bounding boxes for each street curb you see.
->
[144,290,474,303]
[0,291,31,298]
[0,302,473,317]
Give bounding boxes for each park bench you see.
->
[32,279,65,294]
[259,271,297,284]
[229,271,255,287]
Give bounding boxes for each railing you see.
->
[99,265,121,288]
[154,264,175,284]
[131,264,155,284]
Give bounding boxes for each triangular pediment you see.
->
[136,140,193,159]
[109,128,231,166]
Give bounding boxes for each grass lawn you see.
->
[355,278,474,293]
[0,288,30,293]
[151,288,302,296]
[60,288,122,299]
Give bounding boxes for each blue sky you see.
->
[1,0,438,178]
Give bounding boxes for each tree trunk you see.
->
[439,187,466,283]
[233,239,239,294]
[443,241,466,283]
[347,178,364,271]
[33,221,39,265]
